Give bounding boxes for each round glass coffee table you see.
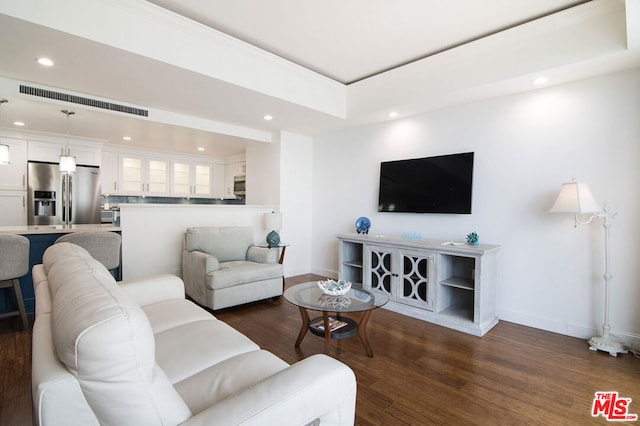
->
[284,282,389,357]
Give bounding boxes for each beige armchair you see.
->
[182,226,283,310]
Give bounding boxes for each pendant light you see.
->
[0,99,9,165]
[59,109,76,173]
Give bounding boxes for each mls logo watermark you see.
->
[592,392,638,421]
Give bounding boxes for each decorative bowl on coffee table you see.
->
[317,279,351,296]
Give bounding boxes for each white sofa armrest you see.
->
[118,274,186,307]
[247,246,277,264]
[181,354,356,426]
[32,313,99,426]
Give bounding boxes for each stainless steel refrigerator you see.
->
[28,161,101,225]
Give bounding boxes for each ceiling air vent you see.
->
[19,85,149,117]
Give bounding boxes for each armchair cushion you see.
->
[247,246,278,263]
[185,227,253,262]
[207,261,282,289]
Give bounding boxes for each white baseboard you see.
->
[497,308,640,345]
[310,266,337,279]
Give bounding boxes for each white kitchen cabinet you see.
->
[119,154,169,196]
[0,138,28,226]
[101,151,119,194]
[0,190,27,226]
[0,138,27,191]
[171,161,213,198]
[223,161,245,198]
[28,140,101,166]
[212,164,225,198]
[338,233,500,336]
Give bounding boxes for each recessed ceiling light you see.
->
[37,57,54,67]
[388,112,399,118]
[122,136,132,141]
[533,76,548,85]
[264,115,273,121]
[197,147,205,152]
[13,121,25,126]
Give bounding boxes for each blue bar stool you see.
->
[0,234,30,330]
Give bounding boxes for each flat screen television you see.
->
[378,152,474,214]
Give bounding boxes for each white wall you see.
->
[279,131,314,277]
[246,138,280,206]
[311,69,640,343]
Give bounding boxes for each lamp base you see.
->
[266,230,280,248]
[588,335,627,357]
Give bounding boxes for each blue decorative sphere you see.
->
[266,230,280,247]
[355,217,371,234]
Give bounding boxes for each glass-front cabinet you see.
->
[0,137,27,191]
[171,161,213,197]
[119,155,169,196]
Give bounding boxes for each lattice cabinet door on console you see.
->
[398,249,436,310]
[364,245,393,295]
[337,233,500,336]
[364,245,435,311]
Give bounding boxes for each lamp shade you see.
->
[59,154,76,174]
[549,179,601,214]
[264,211,282,231]
[0,144,9,165]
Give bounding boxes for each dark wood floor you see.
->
[2,274,639,425]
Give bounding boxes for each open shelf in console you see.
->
[440,276,474,291]
[437,287,474,322]
[439,254,475,287]
[339,240,364,285]
[437,254,476,318]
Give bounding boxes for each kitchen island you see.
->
[0,223,120,235]
[0,224,121,316]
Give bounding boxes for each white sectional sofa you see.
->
[31,242,357,425]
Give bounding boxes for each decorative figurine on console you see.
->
[466,231,479,245]
[355,217,371,234]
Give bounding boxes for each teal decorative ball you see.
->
[466,232,479,245]
[266,230,280,247]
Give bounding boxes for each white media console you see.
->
[337,233,500,336]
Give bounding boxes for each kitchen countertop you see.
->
[117,203,253,208]
[0,224,121,235]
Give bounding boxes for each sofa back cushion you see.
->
[43,241,93,275]
[184,226,254,262]
[46,243,192,425]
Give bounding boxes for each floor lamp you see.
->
[549,179,626,356]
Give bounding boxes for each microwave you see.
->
[233,175,246,197]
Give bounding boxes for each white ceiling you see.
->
[0,0,638,159]
[147,0,587,84]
